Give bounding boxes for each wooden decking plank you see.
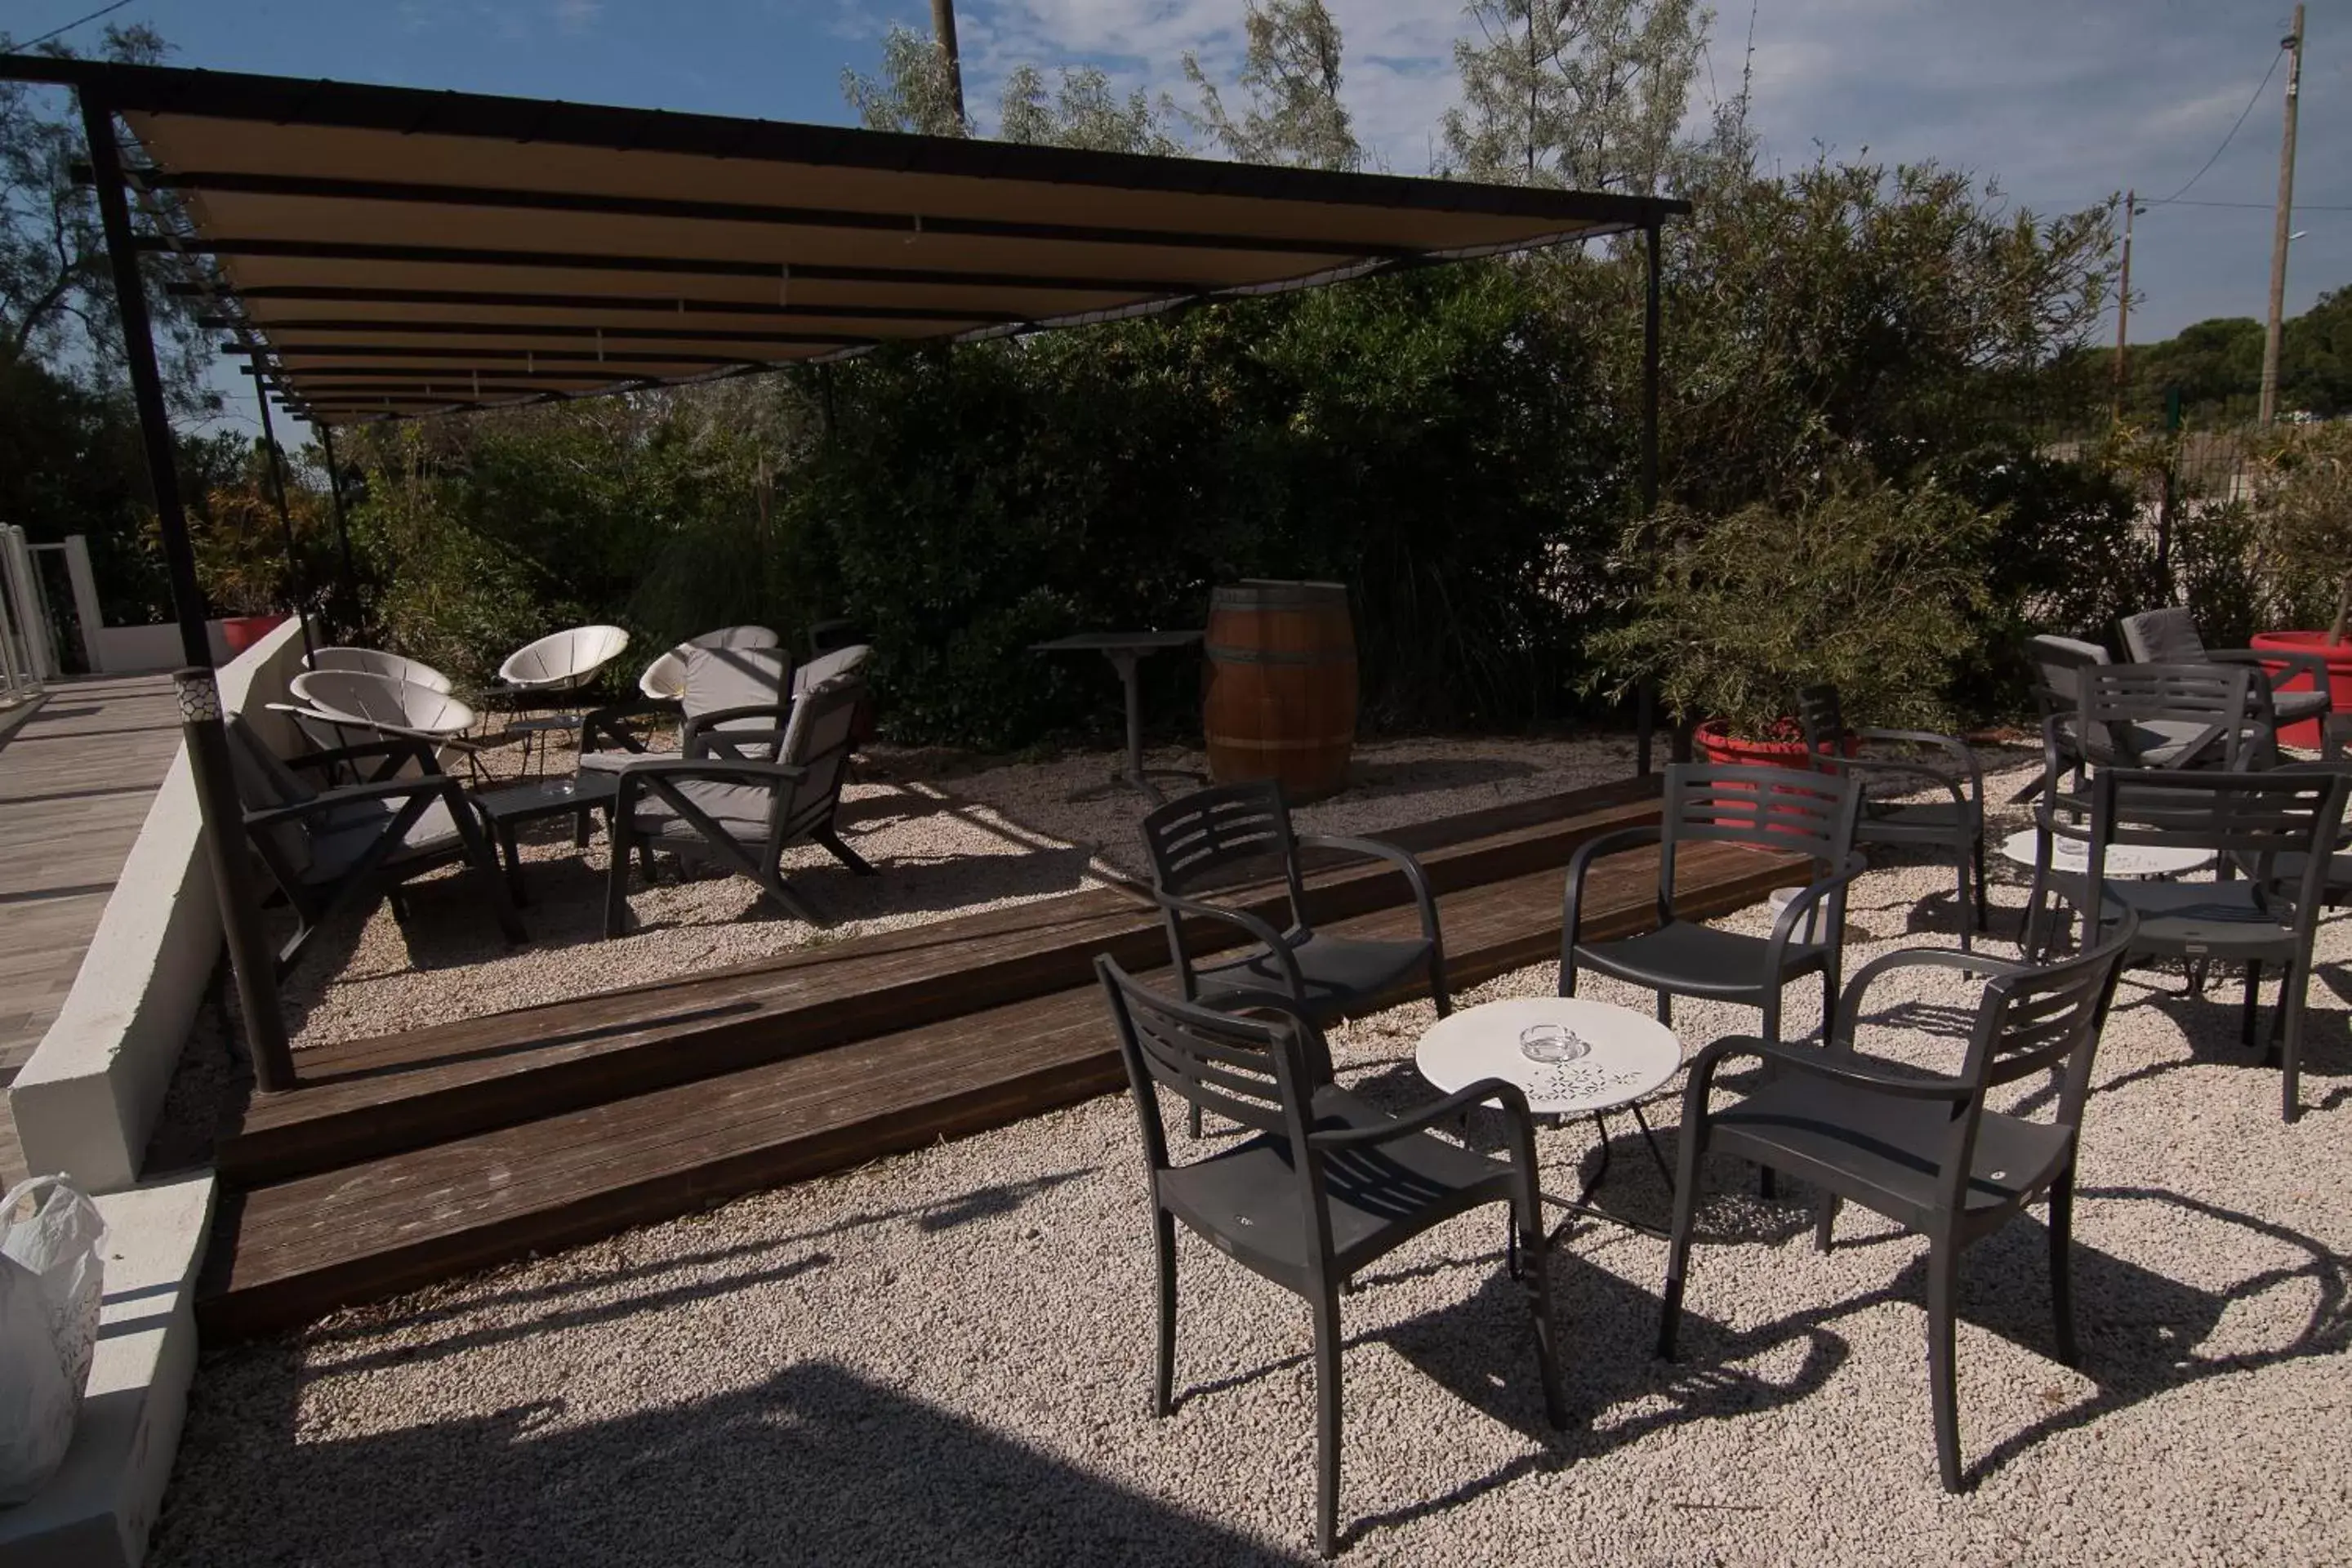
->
[219,780,1672,1183]
[200,837,1796,1338]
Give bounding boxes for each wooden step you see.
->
[198,839,1797,1340]
[216,778,1668,1186]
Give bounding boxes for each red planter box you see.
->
[2249,630,2352,751]
[221,614,288,654]
[1694,719,1825,772]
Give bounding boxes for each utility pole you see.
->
[929,0,966,127]
[2260,5,2305,426]
[2113,189,2137,421]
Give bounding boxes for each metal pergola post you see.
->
[1635,218,1669,776]
[252,354,318,664]
[79,91,296,1093]
[316,419,360,635]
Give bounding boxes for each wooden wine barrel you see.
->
[1203,580,1358,801]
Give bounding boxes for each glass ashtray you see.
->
[1519,1022,1590,1064]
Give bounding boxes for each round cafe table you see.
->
[1998,828,2212,880]
[1416,996,1683,1236]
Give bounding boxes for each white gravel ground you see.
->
[157,761,2352,1566]
[278,733,1635,1047]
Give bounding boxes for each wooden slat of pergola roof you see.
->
[0,54,1685,424]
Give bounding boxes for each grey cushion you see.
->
[791,644,871,696]
[305,795,466,884]
[684,645,791,760]
[633,779,773,843]
[2118,608,2205,665]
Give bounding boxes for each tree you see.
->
[999,65,1184,155]
[840,24,969,137]
[1441,0,1708,194]
[1183,0,1361,171]
[0,25,217,416]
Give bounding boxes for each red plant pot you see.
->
[1693,719,1823,772]
[220,613,288,655]
[2249,630,2352,751]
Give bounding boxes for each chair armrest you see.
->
[1307,1076,1536,1151]
[681,702,795,755]
[607,756,809,785]
[243,773,466,828]
[1858,727,1984,804]
[1764,851,1869,962]
[1827,947,2025,1047]
[1297,831,1443,945]
[1819,755,1972,814]
[1562,825,1665,943]
[2208,647,2334,704]
[581,698,666,755]
[1152,889,1307,996]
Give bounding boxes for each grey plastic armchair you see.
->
[2120,606,2335,754]
[603,676,871,935]
[1562,763,1863,1043]
[1096,956,1563,1557]
[1800,684,1988,949]
[225,716,524,973]
[1658,895,2136,1493]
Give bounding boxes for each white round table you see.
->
[1416,997,1682,1227]
[1998,829,2212,880]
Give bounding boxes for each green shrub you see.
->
[1587,478,1993,738]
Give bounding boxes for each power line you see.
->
[2151,45,2285,206]
[2149,198,2352,212]
[19,0,134,50]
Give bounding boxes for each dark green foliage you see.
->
[789,264,1624,747]
[0,354,171,626]
[1587,479,1993,738]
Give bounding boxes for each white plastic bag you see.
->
[0,1176,108,1505]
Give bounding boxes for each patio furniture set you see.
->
[223,622,875,970]
[1096,608,2352,1556]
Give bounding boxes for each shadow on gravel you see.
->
[154,1361,1305,1567]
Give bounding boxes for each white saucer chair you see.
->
[639,625,781,702]
[291,669,479,739]
[498,625,632,698]
[305,646,454,694]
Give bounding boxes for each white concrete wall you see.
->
[9,619,311,1192]
[89,620,237,675]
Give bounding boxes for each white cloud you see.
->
[555,0,604,34]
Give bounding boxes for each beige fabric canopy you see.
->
[10,56,1686,424]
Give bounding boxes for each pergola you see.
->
[0,52,1687,1086]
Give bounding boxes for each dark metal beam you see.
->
[201,315,902,347]
[222,336,860,359]
[251,363,318,663]
[166,280,1024,324]
[145,169,1415,259]
[0,53,1690,228]
[140,234,1202,296]
[78,89,295,1092]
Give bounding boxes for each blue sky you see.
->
[5,0,2345,434]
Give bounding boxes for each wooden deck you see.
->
[198,776,1803,1340]
[0,675,184,1184]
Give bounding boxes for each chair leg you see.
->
[1972,832,1989,933]
[1655,990,1672,1026]
[2242,960,2262,1049]
[1927,1241,1965,1493]
[2048,1171,2079,1367]
[1428,952,1454,1018]
[1656,1126,1706,1361]
[1152,1209,1177,1418]
[1312,1284,1344,1558]
[815,825,878,876]
[1815,1196,1840,1254]
[1187,1103,1203,1140]
[1508,1180,1568,1428]
[2279,956,2308,1123]
[604,817,635,938]
[1758,996,1784,1200]
[1954,847,1975,955]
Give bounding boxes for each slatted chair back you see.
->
[2088,767,2349,909]
[2078,662,2264,768]
[2117,606,2206,665]
[765,676,866,852]
[1140,780,1311,928]
[1833,892,2135,1196]
[1659,764,1858,909]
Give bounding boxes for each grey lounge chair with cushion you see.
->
[1140,780,1451,1024]
[603,675,872,935]
[1562,763,1864,1043]
[225,716,525,974]
[2120,606,2335,751]
[1800,684,1988,950]
[1095,956,1564,1557]
[1658,893,2136,1493]
[2030,765,2350,1120]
